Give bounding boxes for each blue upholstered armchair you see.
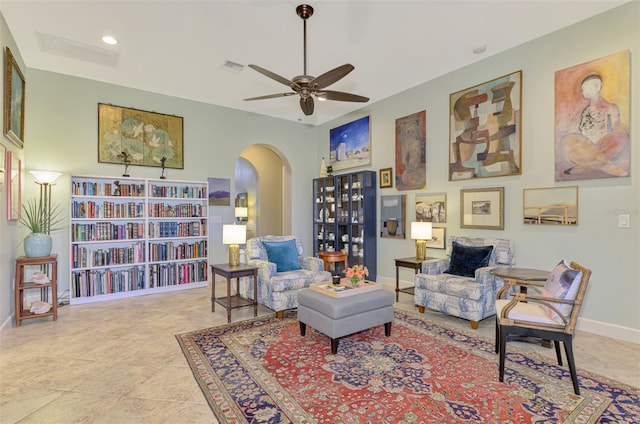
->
[243,235,331,318]
[414,236,515,329]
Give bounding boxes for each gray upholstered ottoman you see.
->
[297,287,395,354]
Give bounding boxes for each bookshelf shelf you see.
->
[70,176,209,305]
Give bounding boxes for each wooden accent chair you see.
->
[495,261,592,395]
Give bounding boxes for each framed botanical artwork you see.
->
[6,150,20,220]
[380,194,406,239]
[207,177,231,206]
[460,187,504,230]
[554,50,630,181]
[4,47,26,148]
[449,71,522,181]
[379,168,392,188]
[426,227,446,250]
[98,103,184,169]
[395,110,426,190]
[524,186,578,225]
[329,115,371,172]
[415,192,446,223]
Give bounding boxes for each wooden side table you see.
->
[15,255,58,326]
[394,257,433,302]
[318,251,348,275]
[210,263,258,323]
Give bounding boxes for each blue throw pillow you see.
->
[262,239,301,272]
[445,241,494,278]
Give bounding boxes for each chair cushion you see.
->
[496,299,558,325]
[541,260,583,320]
[445,241,493,277]
[262,239,302,272]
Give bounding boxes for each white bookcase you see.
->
[70,176,209,305]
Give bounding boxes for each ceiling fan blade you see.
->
[244,92,297,101]
[310,64,355,89]
[248,64,301,90]
[317,90,369,102]
[300,97,315,116]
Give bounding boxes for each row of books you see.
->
[72,222,144,242]
[71,243,145,269]
[72,201,144,219]
[149,240,207,262]
[149,185,207,199]
[148,203,205,218]
[71,266,145,298]
[149,261,208,287]
[148,221,205,238]
[72,181,145,197]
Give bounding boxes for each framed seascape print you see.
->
[554,50,630,181]
[395,110,426,190]
[524,186,578,225]
[4,47,26,148]
[208,177,231,206]
[415,192,446,223]
[98,103,184,170]
[460,187,504,230]
[380,194,406,239]
[426,227,446,250]
[329,115,371,172]
[449,71,522,181]
[6,150,20,220]
[379,168,392,188]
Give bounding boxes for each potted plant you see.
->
[19,198,64,257]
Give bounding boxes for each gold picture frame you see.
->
[460,187,504,230]
[4,47,26,148]
[379,168,392,188]
[523,186,578,225]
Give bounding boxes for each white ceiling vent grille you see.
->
[36,32,119,67]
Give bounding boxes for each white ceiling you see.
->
[0,0,628,126]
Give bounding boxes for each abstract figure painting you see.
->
[395,111,426,190]
[555,51,630,181]
[449,71,522,181]
[329,116,371,172]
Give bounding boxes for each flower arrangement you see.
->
[345,264,369,286]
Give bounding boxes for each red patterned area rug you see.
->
[176,310,639,423]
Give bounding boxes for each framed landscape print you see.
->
[329,116,371,172]
[380,194,406,239]
[4,47,26,148]
[449,71,522,181]
[524,186,578,225]
[98,103,184,169]
[554,50,630,181]
[208,177,231,206]
[395,110,426,190]
[415,192,446,223]
[426,227,446,250]
[460,187,504,230]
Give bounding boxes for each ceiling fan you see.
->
[244,4,369,116]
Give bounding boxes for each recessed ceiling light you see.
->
[102,35,118,45]
[473,44,487,54]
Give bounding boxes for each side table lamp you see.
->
[223,224,246,266]
[410,222,432,261]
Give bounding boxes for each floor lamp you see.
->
[29,171,62,234]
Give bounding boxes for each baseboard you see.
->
[383,276,640,345]
[0,315,13,343]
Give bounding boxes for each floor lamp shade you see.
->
[411,222,432,261]
[223,224,246,266]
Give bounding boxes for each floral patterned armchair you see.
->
[242,235,331,318]
[414,236,515,329]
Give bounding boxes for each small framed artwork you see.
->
[6,150,21,220]
[4,47,26,148]
[524,186,578,225]
[426,227,446,250]
[415,192,446,223]
[207,177,231,206]
[380,194,406,239]
[460,187,504,230]
[329,115,371,172]
[379,168,392,188]
[449,71,522,181]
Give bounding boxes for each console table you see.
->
[210,263,258,323]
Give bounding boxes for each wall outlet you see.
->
[618,214,630,228]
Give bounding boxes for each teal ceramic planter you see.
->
[24,233,53,258]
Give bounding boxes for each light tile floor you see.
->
[1,283,638,423]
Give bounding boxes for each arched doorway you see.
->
[236,144,291,237]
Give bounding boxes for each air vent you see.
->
[37,32,119,67]
[222,60,245,73]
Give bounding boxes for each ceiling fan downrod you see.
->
[296,4,313,77]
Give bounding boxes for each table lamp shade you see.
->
[410,222,432,261]
[223,224,246,266]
